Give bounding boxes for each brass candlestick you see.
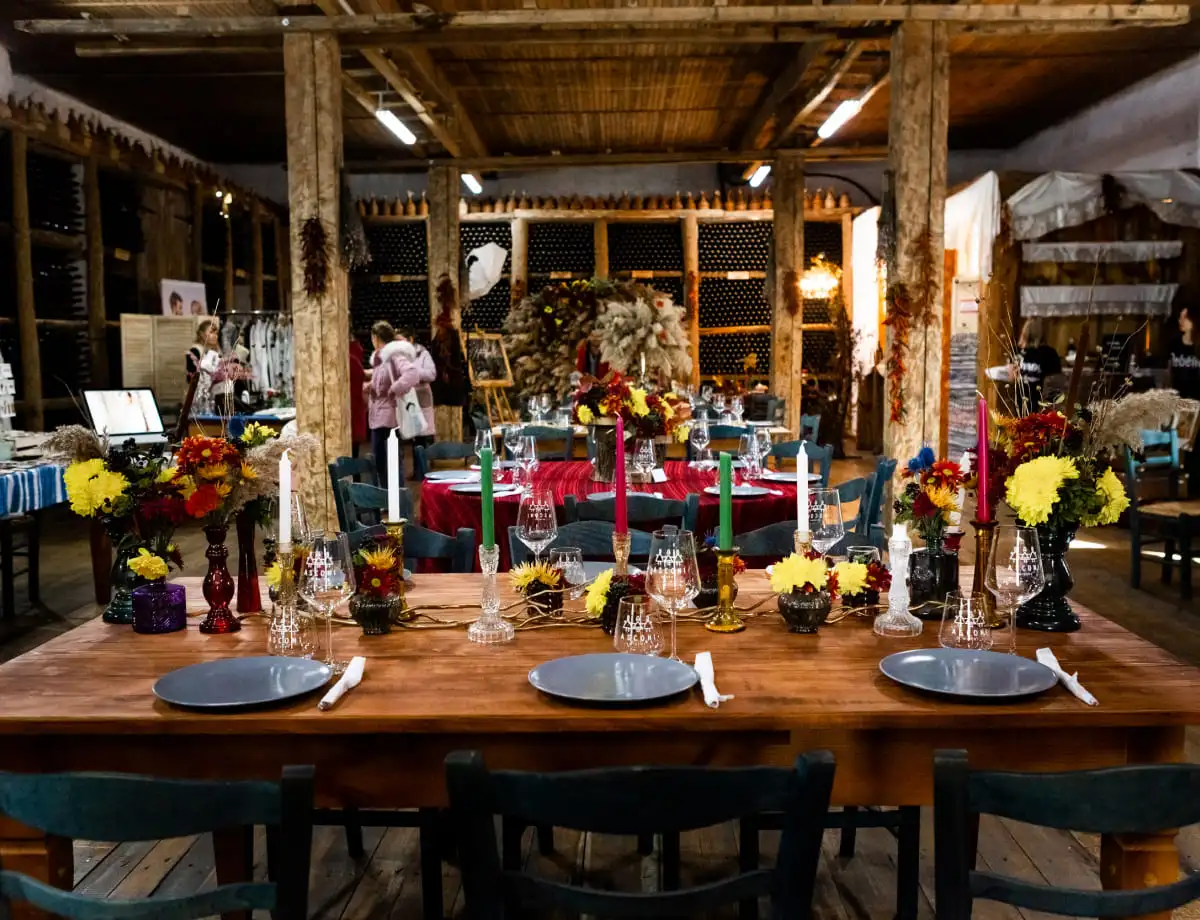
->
[384,518,413,622]
[705,547,745,633]
[971,519,1002,628]
[612,531,632,578]
[267,542,310,657]
[794,530,813,555]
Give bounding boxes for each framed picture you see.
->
[463,331,514,387]
[161,279,209,317]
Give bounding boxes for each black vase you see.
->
[778,590,831,634]
[350,594,395,636]
[910,547,960,619]
[1017,523,1080,632]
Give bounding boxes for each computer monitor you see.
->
[83,389,166,443]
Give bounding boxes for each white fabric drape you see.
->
[1118,172,1200,228]
[851,206,881,375]
[1022,240,1183,262]
[1020,284,1178,317]
[944,171,1000,282]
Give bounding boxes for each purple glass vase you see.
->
[132,582,187,634]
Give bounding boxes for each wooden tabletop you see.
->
[1,571,1199,737]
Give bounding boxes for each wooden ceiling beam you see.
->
[20,5,1191,38]
[808,71,889,148]
[776,43,865,143]
[737,42,825,150]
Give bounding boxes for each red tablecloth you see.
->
[420,460,803,570]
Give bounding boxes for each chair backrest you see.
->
[332,478,412,532]
[414,442,475,480]
[350,523,476,572]
[447,749,834,920]
[799,414,821,443]
[1138,428,1181,470]
[565,493,699,532]
[833,475,871,532]
[736,520,801,564]
[507,521,651,567]
[770,439,834,487]
[329,457,380,532]
[508,426,574,462]
[933,749,1200,920]
[691,423,751,458]
[0,767,314,920]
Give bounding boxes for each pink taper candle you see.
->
[976,397,992,523]
[614,416,628,534]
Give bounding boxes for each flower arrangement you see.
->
[593,289,692,382]
[353,536,403,599]
[834,559,890,607]
[893,447,966,549]
[510,560,565,615]
[770,551,839,597]
[585,568,646,634]
[572,373,690,441]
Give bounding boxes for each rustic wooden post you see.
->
[190,180,204,281]
[683,214,700,387]
[274,214,291,311]
[593,219,609,280]
[250,199,264,312]
[771,149,804,435]
[284,31,351,529]
[84,156,110,388]
[883,19,949,466]
[510,216,528,305]
[223,212,235,312]
[427,164,462,443]
[841,211,854,324]
[12,131,42,431]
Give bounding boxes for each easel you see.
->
[462,329,517,427]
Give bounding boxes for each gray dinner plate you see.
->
[425,470,479,482]
[587,491,617,501]
[153,656,332,710]
[703,484,771,498]
[762,470,822,484]
[529,653,698,705]
[449,482,522,496]
[879,648,1058,701]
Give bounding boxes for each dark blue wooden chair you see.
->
[0,767,314,920]
[329,456,378,531]
[414,442,475,480]
[736,520,799,561]
[799,413,821,443]
[768,439,834,487]
[507,426,574,461]
[447,749,835,919]
[934,749,1200,920]
[826,475,872,555]
[331,477,413,533]
[1125,449,1198,599]
[350,522,476,573]
[863,456,898,549]
[507,521,651,567]
[697,423,752,458]
[564,493,699,532]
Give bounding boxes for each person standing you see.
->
[368,321,417,488]
[186,319,220,383]
[393,329,436,438]
[1015,318,1061,412]
[1169,306,1200,400]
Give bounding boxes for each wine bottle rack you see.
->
[33,251,86,321]
[460,221,512,263]
[698,278,769,328]
[699,333,771,377]
[39,325,91,398]
[28,152,83,236]
[649,275,684,307]
[698,221,771,272]
[104,267,138,321]
[363,222,428,276]
[608,222,683,273]
[528,222,594,275]
[201,200,226,268]
[350,277,430,343]
[801,330,839,375]
[98,171,144,253]
[460,221,513,329]
[463,279,512,332]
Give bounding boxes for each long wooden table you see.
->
[1,571,1199,919]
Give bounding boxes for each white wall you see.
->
[1006,52,1200,172]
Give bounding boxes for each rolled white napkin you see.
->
[1036,648,1098,706]
[651,468,669,484]
[694,652,734,709]
[318,656,366,711]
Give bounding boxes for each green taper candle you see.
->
[719,451,732,550]
[480,446,495,549]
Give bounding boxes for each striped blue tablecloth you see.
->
[0,463,66,517]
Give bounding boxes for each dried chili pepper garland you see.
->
[301,216,329,297]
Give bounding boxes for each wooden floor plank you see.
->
[338,827,417,920]
[72,841,116,887]
[999,818,1100,893]
[73,841,158,899]
[308,824,387,920]
[153,834,216,900]
[109,836,199,900]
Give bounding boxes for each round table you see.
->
[420,460,814,570]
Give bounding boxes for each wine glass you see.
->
[939,590,993,651]
[754,427,772,461]
[809,489,845,555]
[847,545,881,566]
[539,393,553,420]
[689,416,710,456]
[730,395,744,423]
[613,595,664,656]
[503,424,522,461]
[738,433,762,483]
[711,392,726,414]
[473,427,494,464]
[516,487,557,564]
[299,532,356,675]
[647,529,700,662]
[985,525,1045,655]
[549,546,587,600]
[527,396,540,422]
[633,438,656,485]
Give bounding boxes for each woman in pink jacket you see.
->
[367,321,418,487]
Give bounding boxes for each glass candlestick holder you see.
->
[705,547,746,633]
[268,542,314,657]
[873,527,923,638]
[469,544,515,645]
[794,530,813,555]
[385,518,413,622]
[612,531,632,578]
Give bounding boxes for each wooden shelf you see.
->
[612,270,683,279]
[801,323,837,332]
[35,318,89,328]
[31,228,86,252]
[355,273,429,283]
[451,207,861,224]
[202,263,225,274]
[699,325,772,336]
[528,271,590,281]
[699,270,766,280]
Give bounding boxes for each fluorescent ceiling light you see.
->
[375,108,417,146]
[748,164,771,188]
[817,98,863,140]
[461,173,483,195]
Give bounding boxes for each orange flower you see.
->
[213,482,233,498]
[176,436,240,474]
[185,484,222,518]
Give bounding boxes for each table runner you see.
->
[0,463,65,517]
[420,460,802,569]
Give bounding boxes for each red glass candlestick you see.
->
[200,523,239,634]
[235,507,263,614]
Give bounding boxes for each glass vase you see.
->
[199,523,239,634]
[235,507,263,614]
[705,547,745,633]
[132,582,187,634]
[350,594,395,636]
[778,589,831,634]
[911,546,960,618]
[104,536,144,625]
[1017,523,1080,632]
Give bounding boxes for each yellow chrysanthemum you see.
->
[361,546,398,570]
[176,475,197,500]
[628,387,650,418]
[673,423,691,444]
[156,466,178,484]
[1005,455,1079,526]
[661,400,675,420]
[1082,468,1129,527]
[64,459,130,517]
[265,561,283,588]
[240,422,278,448]
[128,548,168,581]
[832,561,868,597]
[576,405,594,425]
[239,462,258,481]
[770,553,829,594]
[213,482,233,498]
[197,463,229,481]
[509,561,563,593]
[927,485,958,513]
[586,568,614,618]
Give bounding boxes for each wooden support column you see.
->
[510,216,528,305]
[250,200,264,312]
[190,181,204,281]
[274,214,291,311]
[284,31,351,530]
[427,164,462,443]
[593,219,609,279]
[770,149,804,436]
[883,19,949,466]
[84,156,110,388]
[223,214,235,312]
[683,214,700,387]
[12,131,42,431]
